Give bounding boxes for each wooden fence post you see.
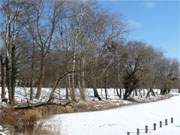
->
[128,118,173,135]
[153,123,156,130]
[165,119,168,125]
[171,117,174,123]
[145,125,148,133]
[137,128,140,135]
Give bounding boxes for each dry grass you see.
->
[0,107,17,126]
[0,107,58,135]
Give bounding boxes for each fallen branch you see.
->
[14,101,72,110]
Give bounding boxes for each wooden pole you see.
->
[165,119,168,125]
[145,125,148,133]
[153,123,156,130]
[171,117,174,123]
[137,128,140,135]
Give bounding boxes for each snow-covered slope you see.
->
[44,94,180,135]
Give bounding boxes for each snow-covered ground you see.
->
[0,88,179,135]
[44,93,180,135]
[0,87,163,105]
[154,124,180,135]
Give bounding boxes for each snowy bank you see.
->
[44,94,180,135]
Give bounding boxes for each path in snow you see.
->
[45,94,180,135]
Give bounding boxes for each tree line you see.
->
[0,0,179,105]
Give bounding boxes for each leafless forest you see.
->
[0,0,179,104]
[0,0,179,134]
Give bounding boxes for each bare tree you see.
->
[24,0,66,99]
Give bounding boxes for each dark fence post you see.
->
[145,125,148,133]
[129,118,172,135]
[153,123,156,130]
[171,117,174,123]
[137,128,140,135]
[165,119,168,125]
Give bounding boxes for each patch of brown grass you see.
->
[16,109,41,133]
[0,107,17,126]
[0,107,43,134]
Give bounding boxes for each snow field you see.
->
[44,93,180,135]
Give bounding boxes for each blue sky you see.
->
[98,0,180,61]
[0,0,179,61]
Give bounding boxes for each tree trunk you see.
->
[81,58,86,100]
[48,79,60,103]
[30,70,34,100]
[5,57,12,104]
[104,87,108,100]
[146,88,155,97]
[105,73,108,100]
[116,88,120,98]
[134,89,138,96]
[69,74,76,102]
[78,59,85,100]
[68,74,73,101]
[123,88,132,100]
[116,88,122,98]
[104,76,108,100]
[5,11,12,104]
[142,89,146,96]
[138,89,143,97]
[65,75,69,100]
[78,76,85,100]
[123,90,129,100]
[48,71,74,103]
[92,78,101,100]
[70,54,76,102]
[10,45,16,104]
[0,56,5,99]
[30,44,35,100]
[119,88,122,98]
[70,87,76,101]
[35,56,45,99]
[160,88,169,95]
